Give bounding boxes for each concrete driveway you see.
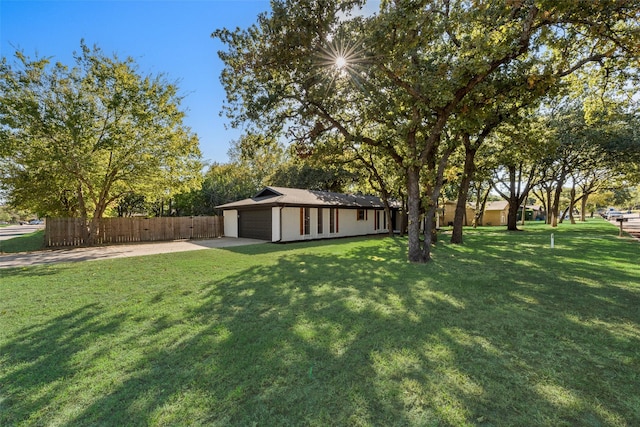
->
[0,237,265,269]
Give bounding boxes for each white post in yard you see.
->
[550,233,555,249]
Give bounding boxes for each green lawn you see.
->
[0,229,45,253]
[1,219,638,426]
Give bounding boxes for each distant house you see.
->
[518,205,545,221]
[439,201,475,227]
[482,200,509,226]
[480,201,544,226]
[216,186,400,242]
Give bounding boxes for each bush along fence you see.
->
[45,216,224,247]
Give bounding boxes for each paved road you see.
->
[0,237,265,269]
[0,224,44,241]
[612,215,640,239]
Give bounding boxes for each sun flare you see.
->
[314,36,371,93]
[335,56,348,70]
[318,37,363,74]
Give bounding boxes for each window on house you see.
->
[304,207,310,234]
[330,208,338,233]
[357,209,366,221]
[317,208,323,234]
[300,207,310,235]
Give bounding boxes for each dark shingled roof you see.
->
[216,186,396,210]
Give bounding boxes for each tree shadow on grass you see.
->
[2,235,639,425]
[0,264,67,278]
[0,304,127,425]
[207,235,639,425]
[87,238,640,424]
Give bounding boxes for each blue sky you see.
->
[1,0,272,165]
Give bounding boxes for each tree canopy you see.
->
[0,42,202,244]
[214,0,639,262]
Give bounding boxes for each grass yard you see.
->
[0,229,45,253]
[1,219,639,426]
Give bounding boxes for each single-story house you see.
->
[216,186,401,242]
[439,201,475,227]
[482,200,509,226]
[480,201,544,225]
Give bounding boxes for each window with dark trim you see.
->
[317,208,323,234]
[300,207,310,235]
[357,209,366,221]
[330,208,338,233]
[304,207,310,235]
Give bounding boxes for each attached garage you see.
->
[238,209,272,240]
[217,186,401,243]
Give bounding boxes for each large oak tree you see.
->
[0,43,202,244]
[214,0,639,262]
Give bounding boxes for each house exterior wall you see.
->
[223,209,238,237]
[279,207,388,242]
[281,207,302,241]
[280,207,326,242]
[483,210,508,226]
[271,207,280,242]
[440,203,475,226]
[440,203,455,226]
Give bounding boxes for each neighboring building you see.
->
[518,205,545,221]
[439,200,475,227]
[216,186,400,242]
[480,201,544,226]
[482,200,509,226]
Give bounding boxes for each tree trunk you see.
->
[407,165,428,263]
[76,183,91,245]
[580,194,589,222]
[534,186,552,225]
[473,185,491,227]
[506,166,520,231]
[497,163,536,231]
[87,217,101,246]
[451,143,476,244]
[383,203,393,237]
[544,187,553,224]
[377,186,394,237]
[507,196,521,231]
[550,171,567,227]
[86,200,109,246]
[424,143,454,254]
[569,184,577,224]
[423,203,436,261]
[559,206,570,224]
